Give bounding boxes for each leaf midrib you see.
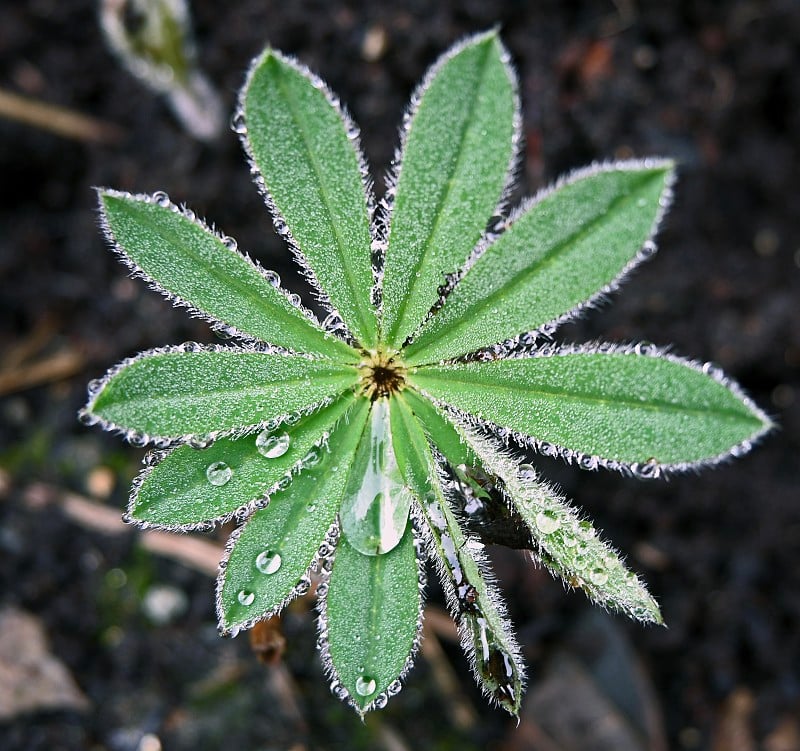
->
[386,40,494,346]
[412,371,760,425]
[407,170,662,363]
[270,59,374,346]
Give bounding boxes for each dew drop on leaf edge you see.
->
[256,430,291,458]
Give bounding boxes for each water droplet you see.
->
[577,520,595,540]
[255,550,282,575]
[152,190,170,207]
[237,589,255,606]
[230,111,247,133]
[589,567,609,586]
[518,463,536,482]
[355,676,377,696]
[302,447,322,467]
[535,510,561,534]
[287,293,302,307]
[189,434,213,449]
[206,461,232,486]
[263,270,281,287]
[221,235,238,251]
[256,430,290,458]
[306,503,317,512]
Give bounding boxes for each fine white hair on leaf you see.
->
[95,188,333,345]
[405,158,676,350]
[450,419,663,624]
[80,342,338,447]
[416,340,773,478]
[377,28,520,328]
[234,49,377,348]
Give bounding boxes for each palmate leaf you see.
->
[217,398,370,634]
[240,49,378,348]
[321,530,421,714]
[404,161,674,365]
[85,347,357,441]
[98,190,356,361]
[129,393,357,528]
[412,346,772,471]
[380,29,518,349]
[390,395,524,715]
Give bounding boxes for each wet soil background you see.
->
[1,1,798,749]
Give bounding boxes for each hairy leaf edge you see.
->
[235,49,378,348]
[411,341,774,477]
[374,28,522,327]
[80,343,352,446]
[96,188,352,357]
[315,522,427,714]
[406,158,676,362]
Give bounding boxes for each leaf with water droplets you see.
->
[218,399,370,632]
[412,348,772,469]
[380,30,517,349]
[98,191,355,361]
[404,161,675,364]
[323,528,420,714]
[389,395,524,715]
[240,50,377,348]
[130,394,357,528]
[339,398,413,556]
[458,424,662,624]
[86,348,357,441]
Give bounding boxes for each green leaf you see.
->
[218,398,370,633]
[129,393,357,528]
[411,348,771,469]
[404,161,674,364]
[323,529,420,713]
[458,424,662,623]
[99,191,355,361]
[380,30,517,349]
[400,389,474,467]
[241,50,377,348]
[87,348,357,440]
[389,396,524,715]
[339,398,413,556]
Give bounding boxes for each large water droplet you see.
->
[206,461,232,486]
[237,589,255,606]
[340,399,412,556]
[256,430,290,458]
[255,550,282,575]
[535,510,561,534]
[355,676,377,696]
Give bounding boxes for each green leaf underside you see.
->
[404,165,673,364]
[244,51,377,347]
[412,353,767,466]
[459,427,661,623]
[326,530,419,711]
[389,396,523,715]
[381,31,516,348]
[131,393,357,526]
[100,192,355,361]
[90,351,357,437]
[220,398,370,631]
[339,398,412,556]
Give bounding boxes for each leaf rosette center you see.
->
[358,349,408,400]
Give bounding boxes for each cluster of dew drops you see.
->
[199,412,331,611]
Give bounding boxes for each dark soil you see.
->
[1,1,798,749]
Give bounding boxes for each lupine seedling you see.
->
[99,0,224,141]
[81,31,772,716]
